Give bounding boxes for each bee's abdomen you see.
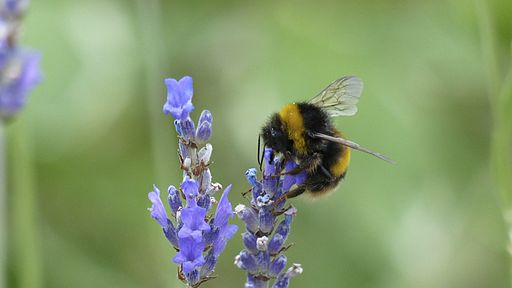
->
[305,173,345,197]
[319,129,350,178]
[329,144,350,178]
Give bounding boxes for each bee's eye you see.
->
[271,128,278,137]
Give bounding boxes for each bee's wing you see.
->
[312,133,395,164]
[308,76,363,117]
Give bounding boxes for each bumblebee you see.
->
[260,76,392,198]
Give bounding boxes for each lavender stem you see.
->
[0,122,6,288]
[10,119,42,288]
[134,0,174,187]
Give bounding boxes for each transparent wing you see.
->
[312,133,395,164]
[308,76,363,117]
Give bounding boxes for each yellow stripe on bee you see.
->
[330,130,351,177]
[278,103,307,154]
[330,146,350,177]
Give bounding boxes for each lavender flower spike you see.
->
[148,76,237,287]
[235,148,304,288]
[0,1,42,121]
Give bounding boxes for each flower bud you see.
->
[198,143,213,164]
[167,185,182,216]
[180,117,195,140]
[195,121,212,143]
[269,255,287,277]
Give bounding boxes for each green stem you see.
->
[494,62,512,213]
[133,0,175,187]
[8,118,41,288]
[476,0,512,286]
[0,123,6,288]
[475,0,500,100]
[496,51,512,288]
[133,1,181,286]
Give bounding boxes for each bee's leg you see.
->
[281,153,322,176]
[273,186,306,208]
[241,188,252,199]
[319,165,334,180]
[273,204,292,216]
[281,166,305,176]
[285,186,306,198]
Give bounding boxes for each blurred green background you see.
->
[6,0,512,287]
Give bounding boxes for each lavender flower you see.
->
[163,76,194,119]
[0,0,41,121]
[148,76,238,287]
[235,148,304,287]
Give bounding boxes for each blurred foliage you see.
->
[6,0,512,287]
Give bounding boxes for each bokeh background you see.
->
[6,0,512,287]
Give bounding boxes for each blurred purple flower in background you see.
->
[3,0,28,16]
[148,76,237,287]
[0,0,41,121]
[235,149,304,288]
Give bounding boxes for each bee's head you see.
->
[261,114,292,154]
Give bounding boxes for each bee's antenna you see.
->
[260,145,266,171]
[257,134,262,171]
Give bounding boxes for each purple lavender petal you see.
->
[213,224,237,257]
[213,185,234,228]
[147,185,169,228]
[196,193,211,211]
[179,205,210,240]
[282,161,298,192]
[262,149,279,196]
[263,148,275,174]
[163,221,178,247]
[181,177,199,203]
[172,236,206,273]
[178,76,193,104]
[295,170,307,186]
[163,76,194,119]
[199,249,216,279]
[203,220,219,247]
